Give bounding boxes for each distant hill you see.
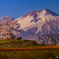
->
[0,40,41,48]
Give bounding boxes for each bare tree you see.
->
[39,33,59,45]
[38,36,46,45]
[46,34,59,45]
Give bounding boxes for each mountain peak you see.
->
[29,8,59,16]
[44,8,50,10]
[16,9,59,21]
[16,8,59,30]
[43,8,59,16]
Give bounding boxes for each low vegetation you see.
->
[0,39,41,48]
[0,38,59,59]
[0,51,59,59]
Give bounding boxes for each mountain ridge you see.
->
[16,8,59,21]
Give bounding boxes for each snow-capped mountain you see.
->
[16,9,59,44]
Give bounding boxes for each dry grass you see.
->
[0,45,59,51]
[0,40,59,59]
[0,50,59,59]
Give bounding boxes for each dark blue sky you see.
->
[0,0,59,19]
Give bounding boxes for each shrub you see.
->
[5,38,10,40]
[11,35,16,39]
[14,37,22,40]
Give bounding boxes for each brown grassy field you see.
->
[0,45,59,51]
[0,45,59,59]
[0,39,59,58]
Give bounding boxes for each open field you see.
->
[0,50,59,59]
[0,40,59,51]
[0,45,59,51]
[0,40,59,59]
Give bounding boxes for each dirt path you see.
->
[0,45,59,51]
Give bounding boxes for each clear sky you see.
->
[0,0,59,19]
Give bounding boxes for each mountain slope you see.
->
[16,9,59,44]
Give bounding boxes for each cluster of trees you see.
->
[0,16,22,40]
[39,34,59,45]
